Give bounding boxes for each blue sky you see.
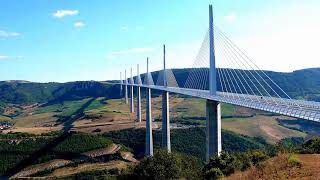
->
[1,0,319,82]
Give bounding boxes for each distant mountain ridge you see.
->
[0,68,319,107]
[0,81,119,106]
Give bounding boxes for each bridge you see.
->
[115,5,320,161]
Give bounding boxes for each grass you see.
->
[222,115,306,144]
[227,154,320,179]
[0,115,11,122]
[34,98,91,118]
[84,99,130,116]
[84,98,106,112]
[221,103,235,117]
[288,154,302,168]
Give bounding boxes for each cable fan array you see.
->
[182,24,303,109]
[156,69,179,87]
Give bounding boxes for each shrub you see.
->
[249,151,269,165]
[204,168,224,180]
[302,137,320,153]
[288,154,302,168]
[234,153,252,171]
[128,150,201,180]
[203,152,236,176]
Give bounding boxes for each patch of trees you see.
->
[203,151,269,179]
[104,127,271,161]
[0,137,51,176]
[0,132,112,176]
[121,150,202,180]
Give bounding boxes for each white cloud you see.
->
[0,30,20,37]
[74,21,85,28]
[121,25,128,32]
[106,48,154,59]
[0,55,23,60]
[53,10,79,18]
[224,12,237,24]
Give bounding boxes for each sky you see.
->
[0,0,320,82]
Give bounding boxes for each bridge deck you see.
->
[121,83,320,122]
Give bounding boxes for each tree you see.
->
[129,150,201,180]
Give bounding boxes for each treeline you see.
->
[118,137,320,180]
[0,81,120,106]
[103,127,270,161]
[0,132,112,176]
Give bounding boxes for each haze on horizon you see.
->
[0,0,319,83]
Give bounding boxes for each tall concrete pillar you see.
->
[145,88,153,156]
[206,5,221,161]
[125,70,128,104]
[209,4,217,96]
[136,64,142,122]
[161,44,171,152]
[120,72,123,97]
[130,68,134,113]
[162,91,171,152]
[137,87,141,122]
[130,85,134,113]
[206,100,222,161]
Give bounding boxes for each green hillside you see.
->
[0,81,120,106]
[0,68,319,108]
[103,127,270,161]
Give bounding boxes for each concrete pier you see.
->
[161,45,171,152]
[137,87,141,122]
[120,72,123,97]
[130,85,134,113]
[161,91,171,152]
[145,88,153,156]
[136,64,142,122]
[206,5,221,161]
[130,68,134,113]
[206,100,222,161]
[125,70,128,104]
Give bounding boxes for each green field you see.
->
[35,98,91,118]
[0,115,11,122]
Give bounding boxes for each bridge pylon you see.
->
[130,68,134,113]
[161,44,171,152]
[124,70,128,104]
[136,64,142,123]
[145,57,153,156]
[120,72,123,97]
[206,4,222,161]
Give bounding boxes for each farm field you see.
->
[0,95,309,143]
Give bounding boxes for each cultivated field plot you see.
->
[0,96,312,143]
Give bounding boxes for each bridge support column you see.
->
[125,84,128,104]
[146,88,153,156]
[120,72,123,97]
[206,99,221,161]
[162,91,171,152]
[137,86,141,122]
[130,85,134,113]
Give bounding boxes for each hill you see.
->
[168,68,320,101]
[0,68,319,107]
[0,81,120,106]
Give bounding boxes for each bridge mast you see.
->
[206,4,222,161]
[130,68,135,113]
[136,64,142,122]
[125,70,128,104]
[120,72,123,97]
[162,44,171,152]
[146,57,153,156]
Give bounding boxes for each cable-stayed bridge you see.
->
[115,5,320,161]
